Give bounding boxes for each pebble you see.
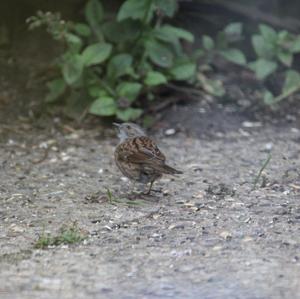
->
[168,223,185,230]
[291,127,299,133]
[242,121,262,128]
[220,231,232,240]
[264,142,273,151]
[163,189,169,196]
[165,128,176,136]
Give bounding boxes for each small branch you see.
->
[31,146,52,164]
[147,96,182,113]
[166,83,203,98]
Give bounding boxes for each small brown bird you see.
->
[114,122,182,194]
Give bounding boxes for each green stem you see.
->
[252,153,272,190]
[272,84,300,104]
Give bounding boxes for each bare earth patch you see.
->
[0,110,300,299]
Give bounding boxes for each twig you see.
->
[166,83,203,98]
[147,96,182,113]
[252,153,272,190]
[31,146,52,164]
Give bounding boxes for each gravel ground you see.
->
[0,110,300,299]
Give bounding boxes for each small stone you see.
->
[242,236,253,242]
[104,225,112,231]
[212,245,222,251]
[239,129,251,136]
[220,231,232,240]
[168,224,185,230]
[61,152,71,161]
[9,224,25,233]
[242,121,262,128]
[163,189,169,196]
[264,142,273,151]
[286,114,296,122]
[192,191,204,199]
[165,128,176,136]
[152,213,160,220]
[243,217,251,223]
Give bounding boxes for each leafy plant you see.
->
[201,22,247,66]
[197,22,246,97]
[207,22,300,106]
[27,0,196,121]
[248,24,300,104]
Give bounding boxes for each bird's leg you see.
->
[144,180,155,195]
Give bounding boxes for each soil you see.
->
[1,11,300,299]
[1,96,300,299]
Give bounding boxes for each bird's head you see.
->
[113,122,146,141]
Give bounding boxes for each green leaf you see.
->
[65,33,82,52]
[116,82,142,102]
[170,62,196,80]
[202,35,214,50]
[216,32,228,49]
[263,89,275,105]
[224,22,243,36]
[282,70,300,94]
[89,97,116,116]
[117,0,154,22]
[85,0,103,25]
[278,30,289,42]
[155,25,194,43]
[154,0,177,17]
[146,40,173,68]
[220,48,247,65]
[251,34,275,58]
[62,55,84,85]
[85,0,104,39]
[64,90,90,119]
[291,36,300,53]
[259,24,277,43]
[277,50,293,67]
[107,54,133,79]
[197,73,225,97]
[45,78,66,103]
[102,20,141,43]
[74,23,91,37]
[248,59,277,80]
[82,43,112,66]
[144,71,167,86]
[88,85,108,97]
[116,108,143,121]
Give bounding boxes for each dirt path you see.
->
[0,110,300,299]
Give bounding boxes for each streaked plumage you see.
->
[114,122,182,194]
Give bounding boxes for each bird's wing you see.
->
[117,136,166,165]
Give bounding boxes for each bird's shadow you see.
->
[120,190,161,202]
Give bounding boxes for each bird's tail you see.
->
[160,164,183,175]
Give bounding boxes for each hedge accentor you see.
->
[114,122,182,194]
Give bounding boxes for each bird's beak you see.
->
[113,122,120,127]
